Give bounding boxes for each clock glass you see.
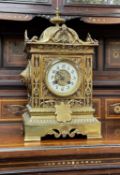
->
[45,60,80,96]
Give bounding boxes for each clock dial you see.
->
[54,69,71,86]
[46,60,80,97]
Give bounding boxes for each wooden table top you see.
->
[1,121,120,175]
[0,121,120,150]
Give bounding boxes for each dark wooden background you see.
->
[0,0,120,139]
[0,0,120,174]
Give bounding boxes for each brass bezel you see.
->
[45,59,81,97]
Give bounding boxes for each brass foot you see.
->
[24,136,41,142]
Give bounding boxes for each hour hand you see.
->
[56,72,62,80]
[53,80,58,84]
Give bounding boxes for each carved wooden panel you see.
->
[0,13,33,21]
[0,0,50,4]
[105,98,120,119]
[105,39,120,70]
[0,99,27,120]
[64,0,120,5]
[93,98,101,119]
[3,36,27,68]
[81,17,120,24]
[0,89,27,98]
[0,100,1,119]
[105,119,120,139]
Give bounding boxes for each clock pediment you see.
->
[39,24,83,44]
[25,24,98,46]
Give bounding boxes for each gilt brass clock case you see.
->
[45,59,81,97]
[21,12,102,141]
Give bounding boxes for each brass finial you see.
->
[50,7,65,26]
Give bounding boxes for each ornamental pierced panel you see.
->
[31,54,41,108]
[85,55,92,106]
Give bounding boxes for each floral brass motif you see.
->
[55,102,72,122]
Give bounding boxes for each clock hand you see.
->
[53,80,58,84]
[56,71,64,81]
[67,81,71,84]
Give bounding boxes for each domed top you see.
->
[39,24,84,44]
[24,9,98,46]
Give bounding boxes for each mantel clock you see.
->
[21,10,101,141]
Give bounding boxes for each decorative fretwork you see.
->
[31,54,41,107]
[84,55,92,106]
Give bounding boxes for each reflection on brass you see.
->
[21,9,101,141]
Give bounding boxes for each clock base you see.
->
[23,110,101,142]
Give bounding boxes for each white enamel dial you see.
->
[45,60,80,97]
